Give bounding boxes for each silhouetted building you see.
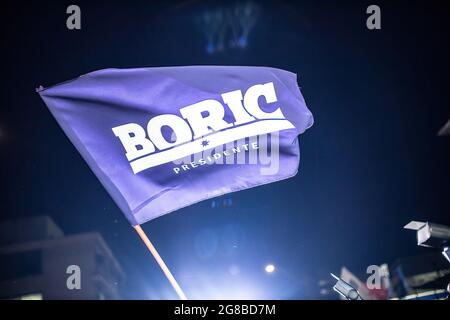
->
[0,216,123,299]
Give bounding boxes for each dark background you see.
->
[1,0,449,299]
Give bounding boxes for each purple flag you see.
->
[38,66,313,225]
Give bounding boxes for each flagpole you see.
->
[133,225,188,300]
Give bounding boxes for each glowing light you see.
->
[265,264,275,273]
[229,264,240,275]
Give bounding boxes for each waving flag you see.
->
[38,66,313,226]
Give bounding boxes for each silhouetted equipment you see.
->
[404,221,450,248]
[443,246,450,263]
[392,222,450,299]
[330,273,363,300]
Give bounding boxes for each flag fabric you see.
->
[38,66,313,225]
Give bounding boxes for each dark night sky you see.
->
[1,0,449,299]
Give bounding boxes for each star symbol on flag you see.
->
[201,140,210,147]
